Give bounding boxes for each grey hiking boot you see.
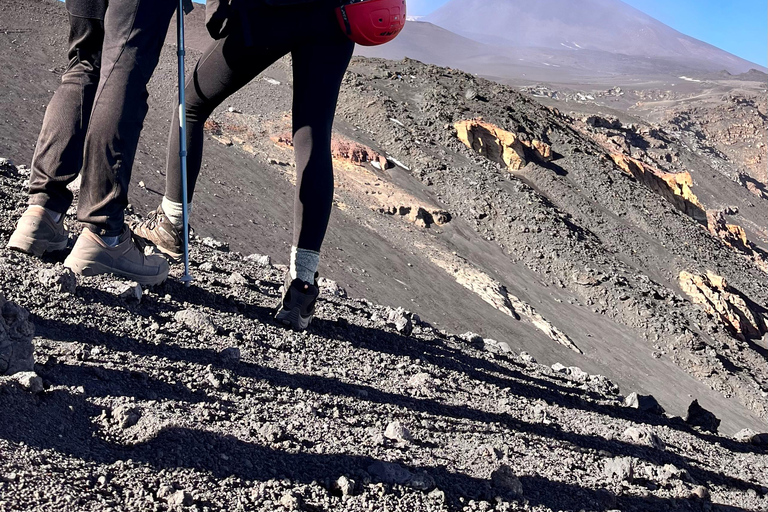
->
[132,205,184,260]
[275,272,319,331]
[7,206,69,257]
[64,225,169,286]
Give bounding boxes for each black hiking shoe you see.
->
[275,272,319,331]
[132,205,185,260]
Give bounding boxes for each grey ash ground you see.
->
[1,161,767,511]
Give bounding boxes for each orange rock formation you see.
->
[454,119,552,172]
[679,270,767,341]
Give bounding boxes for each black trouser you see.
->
[27,0,177,236]
[164,1,354,252]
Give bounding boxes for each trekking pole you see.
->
[177,0,193,286]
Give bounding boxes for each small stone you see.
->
[460,332,484,346]
[385,307,413,336]
[201,237,229,251]
[279,492,299,510]
[733,428,768,445]
[384,420,413,442]
[519,352,536,364]
[490,465,523,495]
[174,309,217,335]
[199,261,217,272]
[367,461,412,485]
[167,490,192,508]
[38,267,76,294]
[220,347,241,363]
[14,372,43,393]
[483,338,512,353]
[333,476,356,496]
[226,272,248,286]
[408,472,436,491]
[408,373,430,388]
[318,277,347,298]
[0,295,36,375]
[689,486,710,501]
[244,253,271,267]
[551,363,567,373]
[259,422,285,443]
[622,426,664,450]
[684,400,720,433]
[156,484,175,499]
[624,392,665,415]
[112,404,140,429]
[110,281,142,302]
[603,457,634,482]
[566,366,589,382]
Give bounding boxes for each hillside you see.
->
[2,159,768,511]
[1,1,768,510]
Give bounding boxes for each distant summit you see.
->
[425,0,764,75]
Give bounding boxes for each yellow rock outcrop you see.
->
[454,119,552,172]
[679,270,767,341]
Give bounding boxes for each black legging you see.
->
[165,1,354,252]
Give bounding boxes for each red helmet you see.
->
[336,0,407,46]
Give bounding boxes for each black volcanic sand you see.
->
[1,159,767,511]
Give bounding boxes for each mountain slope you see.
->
[425,0,765,74]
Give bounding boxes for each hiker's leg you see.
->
[76,0,176,236]
[27,3,105,214]
[163,21,288,205]
[290,29,354,253]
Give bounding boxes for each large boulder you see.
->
[0,294,35,375]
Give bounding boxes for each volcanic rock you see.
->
[603,457,634,482]
[0,294,35,375]
[490,465,524,495]
[384,420,413,443]
[367,461,412,485]
[14,371,43,394]
[609,153,706,223]
[684,400,721,433]
[624,392,665,415]
[38,267,76,294]
[733,429,768,445]
[174,308,217,335]
[245,253,271,266]
[678,270,766,341]
[113,404,141,429]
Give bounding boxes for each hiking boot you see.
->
[64,225,169,286]
[7,206,69,257]
[132,205,184,260]
[275,272,319,331]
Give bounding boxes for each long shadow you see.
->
[28,314,766,497]
[0,385,754,512]
[33,277,768,456]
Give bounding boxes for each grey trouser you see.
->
[27,0,177,236]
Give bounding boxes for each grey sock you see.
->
[101,235,120,247]
[29,205,62,223]
[290,246,320,284]
[161,196,192,229]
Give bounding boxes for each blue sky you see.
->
[408,0,768,66]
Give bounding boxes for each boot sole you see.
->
[7,232,68,257]
[64,256,168,286]
[275,306,312,331]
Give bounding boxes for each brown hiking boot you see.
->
[7,206,69,257]
[132,205,184,260]
[64,225,169,286]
